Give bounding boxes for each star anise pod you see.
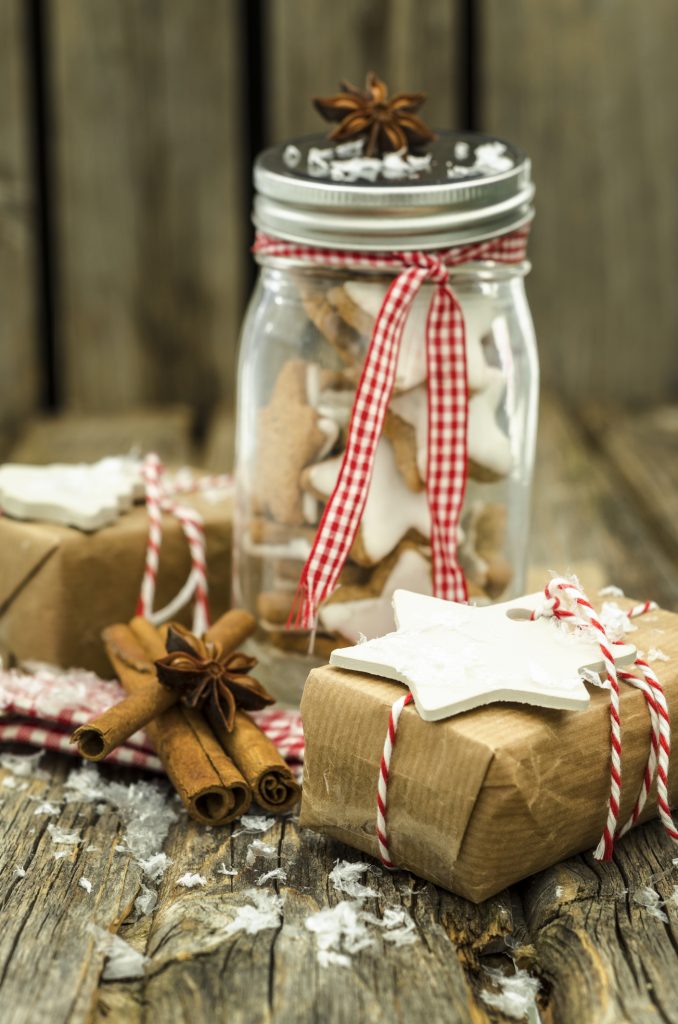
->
[313,71,436,157]
[155,623,275,733]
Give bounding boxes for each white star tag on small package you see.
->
[329,590,637,721]
[0,457,143,532]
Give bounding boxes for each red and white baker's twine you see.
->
[375,578,675,870]
[253,229,530,630]
[136,453,231,635]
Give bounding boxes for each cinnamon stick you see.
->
[72,610,256,761]
[102,622,251,825]
[200,616,300,812]
[208,709,301,814]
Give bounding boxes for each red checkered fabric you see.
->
[0,665,304,770]
[253,229,530,628]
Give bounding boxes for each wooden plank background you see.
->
[0,0,676,435]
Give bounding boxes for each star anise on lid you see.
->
[155,623,275,733]
[313,71,436,157]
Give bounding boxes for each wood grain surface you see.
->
[1,396,678,1023]
[480,0,678,405]
[47,0,246,415]
[263,0,462,143]
[0,0,39,434]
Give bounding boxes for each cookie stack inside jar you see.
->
[234,83,538,704]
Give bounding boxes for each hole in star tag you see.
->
[505,608,533,621]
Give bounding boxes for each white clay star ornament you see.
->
[330,590,638,721]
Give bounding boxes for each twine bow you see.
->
[253,229,531,629]
[155,623,275,733]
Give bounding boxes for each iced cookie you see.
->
[301,436,431,566]
[300,286,364,366]
[459,501,513,599]
[330,281,494,391]
[319,542,432,642]
[386,368,512,488]
[254,360,340,526]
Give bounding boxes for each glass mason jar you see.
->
[234,132,538,705]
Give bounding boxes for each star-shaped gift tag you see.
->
[329,590,638,721]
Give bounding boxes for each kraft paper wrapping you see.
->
[300,601,678,902]
[0,492,232,676]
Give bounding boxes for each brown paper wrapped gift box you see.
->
[300,601,678,903]
[0,492,232,677]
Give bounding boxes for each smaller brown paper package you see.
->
[0,493,232,677]
[300,600,678,903]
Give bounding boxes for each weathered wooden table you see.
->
[1,395,677,1024]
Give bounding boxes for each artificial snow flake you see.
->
[88,925,149,981]
[481,965,540,1020]
[14,866,26,878]
[328,860,377,900]
[176,873,207,889]
[598,585,625,598]
[222,890,283,937]
[217,864,238,877]
[600,601,636,641]
[34,801,61,815]
[79,878,93,894]
[135,885,158,917]
[257,867,287,886]
[647,648,670,663]
[305,901,376,967]
[246,839,277,866]
[2,777,17,789]
[232,814,275,837]
[139,852,172,882]
[633,886,668,922]
[47,824,81,845]
[53,851,70,861]
[0,750,48,778]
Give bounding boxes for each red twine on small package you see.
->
[376,577,677,870]
[253,229,530,629]
[136,453,232,636]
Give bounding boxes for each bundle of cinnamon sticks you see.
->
[71,610,300,825]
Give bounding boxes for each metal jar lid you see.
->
[253,130,534,251]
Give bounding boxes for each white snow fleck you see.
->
[481,965,541,1020]
[217,864,238,877]
[232,814,275,837]
[633,886,668,922]
[34,801,61,815]
[2,776,17,789]
[79,878,93,894]
[598,585,625,598]
[176,873,207,889]
[257,867,287,886]
[222,889,283,937]
[53,851,70,861]
[600,601,636,641]
[246,839,277,867]
[14,865,26,878]
[329,860,377,900]
[454,140,471,159]
[376,907,417,947]
[135,885,158,916]
[47,824,81,845]
[647,648,670,663]
[305,901,375,967]
[0,750,48,778]
[139,852,172,883]
[88,925,149,981]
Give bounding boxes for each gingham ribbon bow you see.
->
[253,228,530,629]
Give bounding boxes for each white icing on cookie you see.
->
[343,281,493,391]
[389,368,512,480]
[304,437,431,562]
[320,546,432,642]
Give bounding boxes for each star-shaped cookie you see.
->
[330,590,638,721]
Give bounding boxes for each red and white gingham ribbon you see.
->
[253,229,530,629]
[376,577,676,870]
[136,453,231,635]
